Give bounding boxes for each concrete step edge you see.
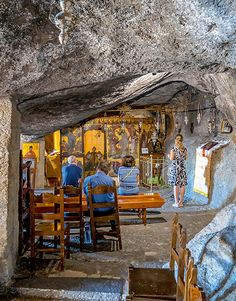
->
[17,287,124,301]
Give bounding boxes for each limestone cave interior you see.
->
[0,1,236,300]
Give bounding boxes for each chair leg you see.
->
[30,243,36,271]
[65,227,70,259]
[80,223,84,251]
[39,236,43,259]
[91,223,97,252]
[118,234,122,250]
[60,238,65,271]
[116,225,122,250]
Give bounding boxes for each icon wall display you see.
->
[220,119,233,134]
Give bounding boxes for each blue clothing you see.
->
[62,164,82,187]
[118,166,140,195]
[118,186,139,195]
[83,171,115,213]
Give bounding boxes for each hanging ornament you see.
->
[174,112,179,130]
[161,109,166,136]
[184,107,189,125]
[138,119,143,131]
[121,121,125,131]
[155,111,160,132]
[197,103,201,124]
[151,131,158,145]
[175,121,179,129]
[103,112,107,131]
[208,119,213,134]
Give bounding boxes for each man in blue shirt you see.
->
[62,155,82,187]
[83,161,115,216]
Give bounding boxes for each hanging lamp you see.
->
[184,106,189,125]
[197,103,201,124]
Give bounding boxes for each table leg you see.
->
[142,209,147,226]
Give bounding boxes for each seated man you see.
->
[62,155,82,187]
[83,161,115,216]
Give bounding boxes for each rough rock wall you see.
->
[0,1,236,136]
[188,204,236,301]
[1,0,236,95]
[0,97,20,283]
[165,97,235,208]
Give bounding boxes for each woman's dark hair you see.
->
[97,160,110,174]
[175,134,183,142]
[122,155,135,167]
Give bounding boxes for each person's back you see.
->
[83,161,114,214]
[62,155,82,187]
[118,155,139,195]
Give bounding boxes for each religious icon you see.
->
[61,127,83,157]
[84,146,103,176]
[220,119,233,134]
[22,143,40,162]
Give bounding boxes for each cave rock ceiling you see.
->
[0,0,236,135]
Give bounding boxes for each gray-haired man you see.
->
[62,155,82,187]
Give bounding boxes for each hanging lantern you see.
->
[197,103,201,124]
[121,120,126,131]
[175,121,179,129]
[155,112,160,132]
[138,119,143,131]
[151,131,158,145]
[103,112,107,131]
[161,109,166,135]
[208,119,213,134]
[184,107,188,125]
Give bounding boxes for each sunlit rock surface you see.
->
[188,204,236,301]
[0,1,236,134]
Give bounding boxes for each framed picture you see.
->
[22,142,40,162]
[220,119,233,134]
[141,147,149,154]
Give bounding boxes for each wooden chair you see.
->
[58,184,84,255]
[174,233,205,301]
[30,192,69,270]
[88,182,122,252]
[127,214,185,300]
[185,257,206,301]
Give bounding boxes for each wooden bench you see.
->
[118,193,165,225]
[81,193,165,225]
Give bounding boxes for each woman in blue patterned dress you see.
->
[169,134,188,207]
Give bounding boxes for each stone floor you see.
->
[8,187,218,300]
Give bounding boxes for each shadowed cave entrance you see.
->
[12,80,236,300]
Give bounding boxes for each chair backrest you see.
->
[30,191,65,241]
[54,183,82,195]
[185,257,206,301]
[87,182,118,216]
[30,192,64,220]
[62,185,82,196]
[169,213,187,272]
[176,245,206,301]
[59,184,83,220]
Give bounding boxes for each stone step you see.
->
[14,276,126,301]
